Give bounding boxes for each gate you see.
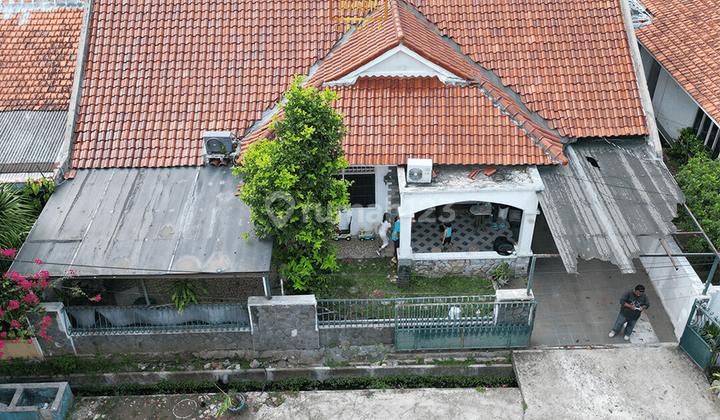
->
[679,298,720,372]
[393,296,536,351]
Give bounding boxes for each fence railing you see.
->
[64,303,250,335]
[317,296,496,328]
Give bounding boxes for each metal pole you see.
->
[527,255,536,296]
[140,279,151,306]
[704,256,719,295]
[659,238,679,271]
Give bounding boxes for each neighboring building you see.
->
[13,0,683,281]
[634,0,720,155]
[0,0,85,184]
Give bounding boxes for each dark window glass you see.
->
[345,173,375,206]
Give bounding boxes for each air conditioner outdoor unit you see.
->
[203,131,235,155]
[406,158,432,183]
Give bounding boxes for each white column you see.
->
[398,208,414,260]
[516,209,538,256]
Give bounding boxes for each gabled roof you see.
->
[241,76,566,166]
[0,5,82,111]
[411,0,648,139]
[635,0,720,126]
[243,1,567,166]
[72,1,343,168]
[308,2,480,84]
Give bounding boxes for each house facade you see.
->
[634,0,720,154]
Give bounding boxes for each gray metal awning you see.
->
[11,167,273,277]
[537,140,684,274]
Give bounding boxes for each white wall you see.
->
[639,46,699,139]
[638,235,717,340]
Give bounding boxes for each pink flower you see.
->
[22,294,39,304]
[39,332,47,338]
[10,320,21,329]
[7,301,20,311]
[94,294,102,302]
[43,316,51,323]
[18,280,34,290]
[0,351,4,358]
[0,340,4,348]
[0,332,7,338]
[0,308,4,316]
[34,259,42,265]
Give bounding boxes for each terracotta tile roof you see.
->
[410,0,648,139]
[309,2,480,84]
[635,0,720,125]
[240,76,567,166]
[0,8,82,111]
[72,1,343,169]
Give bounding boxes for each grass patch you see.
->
[316,259,494,299]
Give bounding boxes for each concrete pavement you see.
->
[515,345,719,419]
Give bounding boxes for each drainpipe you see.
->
[263,276,272,300]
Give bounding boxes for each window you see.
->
[336,167,376,207]
[693,109,720,158]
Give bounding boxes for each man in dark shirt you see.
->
[609,284,650,341]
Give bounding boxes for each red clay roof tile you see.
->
[636,0,720,126]
[0,8,82,111]
[73,0,343,168]
[411,0,648,139]
[240,76,566,166]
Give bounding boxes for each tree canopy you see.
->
[235,76,349,291]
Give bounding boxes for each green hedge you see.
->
[73,374,516,397]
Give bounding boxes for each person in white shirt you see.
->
[376,213,392,256]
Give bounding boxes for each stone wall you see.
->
[319,326,394,347]
[412,256,529,278]
[249,295,319,351]
[72,331,252,357]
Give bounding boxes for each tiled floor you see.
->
[410,213,517,253]
[526,258,677,347]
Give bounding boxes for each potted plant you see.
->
[215,386,245,417]
[490,262,512,286]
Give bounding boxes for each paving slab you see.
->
[514,345,720,419]
[250,388,524,420]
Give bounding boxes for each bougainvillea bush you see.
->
[1,248,99,358]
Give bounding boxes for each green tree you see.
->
[676,156,720,253]
[666,128,710,169]
[0,184,35,252]
[235,76,349,291]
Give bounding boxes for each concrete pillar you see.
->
[495,289,535,326]
[398,209,414,261]
[248,295,319,351]
[516,209,538,256]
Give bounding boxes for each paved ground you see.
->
[68,345,718,419]
[515,345,719,419]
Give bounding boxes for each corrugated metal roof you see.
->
[11,167,273,277]
[0,110,67,175]
[538,141,684,274]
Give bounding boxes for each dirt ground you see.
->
[68,391,289,420]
